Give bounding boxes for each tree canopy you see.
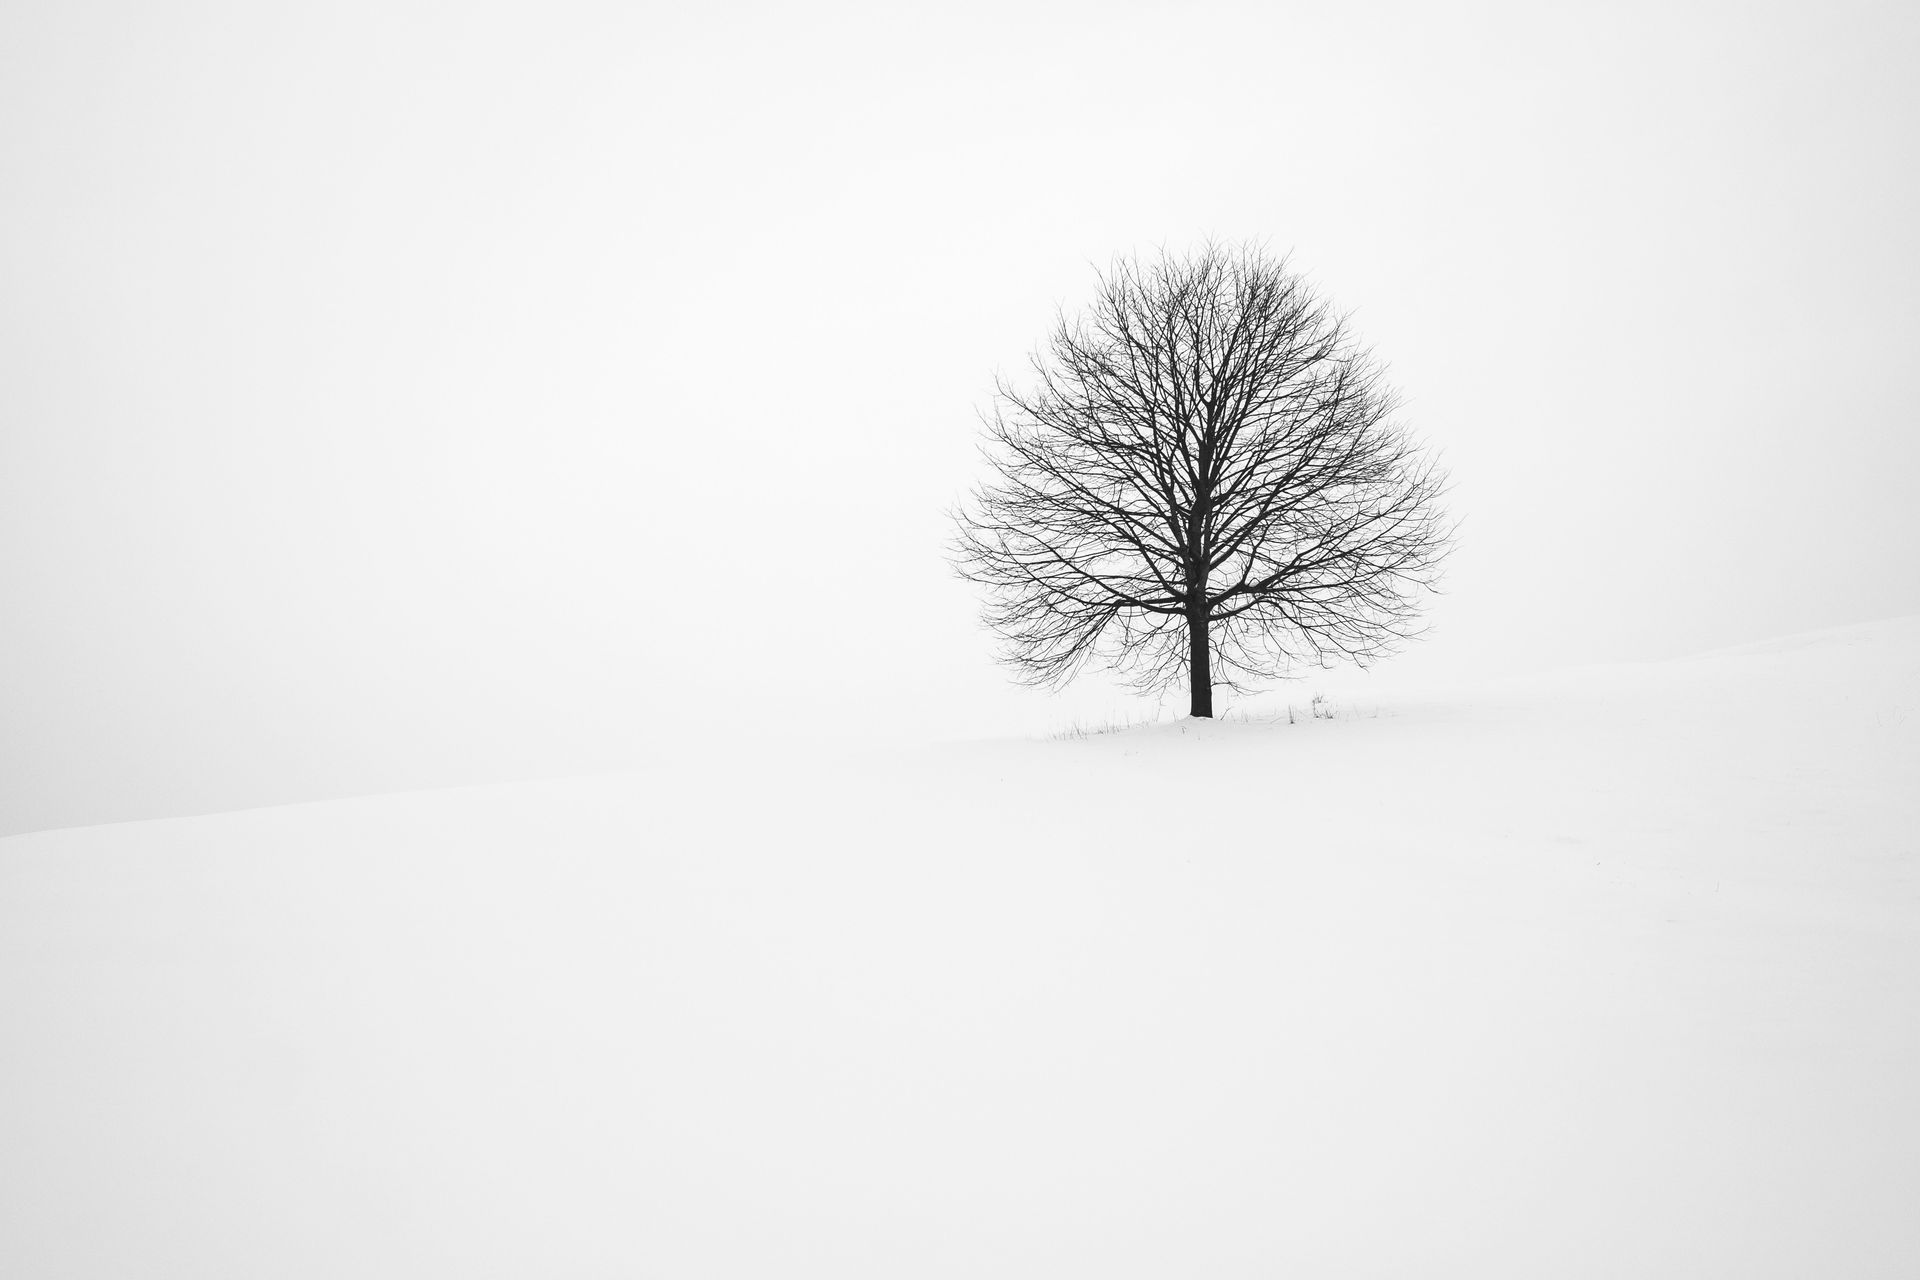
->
[954,244,1452,717]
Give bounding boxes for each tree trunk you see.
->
[1187,609,1213,718]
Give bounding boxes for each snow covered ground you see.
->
[4,617,1917,1278]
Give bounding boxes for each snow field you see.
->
[3,618,1916,1277]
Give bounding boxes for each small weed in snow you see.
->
[1049,713,1153,740]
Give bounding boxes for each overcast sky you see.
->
[5,0,1918,834]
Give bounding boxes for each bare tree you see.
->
[953,244,1452,718]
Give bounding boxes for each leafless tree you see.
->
[953,244,1453,718]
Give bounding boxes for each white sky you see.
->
[5,0,1918,833]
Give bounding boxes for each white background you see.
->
[5,0,1918,834]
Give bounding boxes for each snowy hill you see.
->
[3,618,1917,1278]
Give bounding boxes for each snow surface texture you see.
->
[3,618,1917,1278]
